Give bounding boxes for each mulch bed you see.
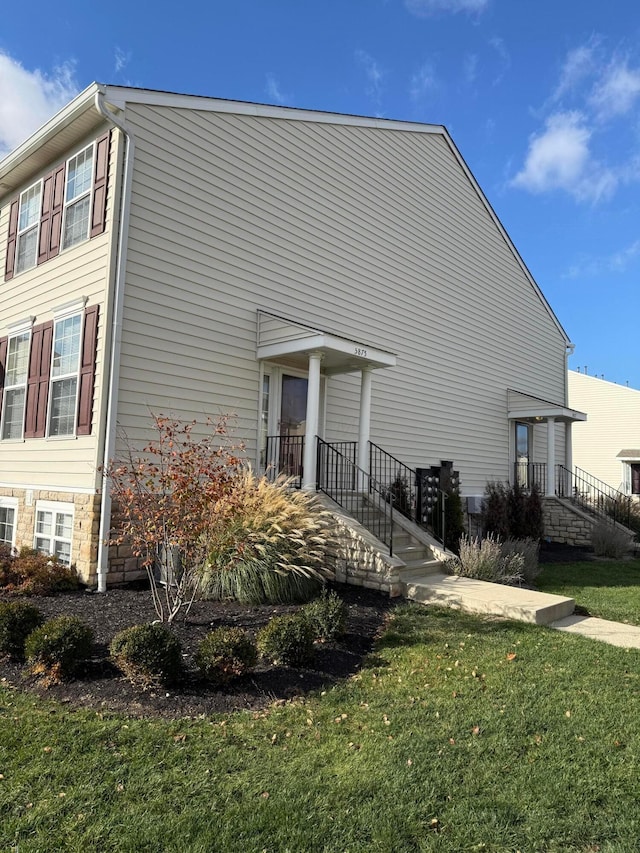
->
[0,584,397,719]
[539,541,594,563]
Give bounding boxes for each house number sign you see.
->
[354,347,368,357]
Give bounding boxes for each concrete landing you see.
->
[404,572,575,626]
[551,615,640,648]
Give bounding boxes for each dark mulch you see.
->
[0,584,396,719]
[539,541,594,563]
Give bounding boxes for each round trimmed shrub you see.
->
[24,616,94,681]
[110,624,183,687]
[257,613,314,667]
[0,601,44,658]
[302,588,347,642]
[196,627,257,685]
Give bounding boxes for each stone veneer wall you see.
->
[542,496,602,546]
[0,487,101,583]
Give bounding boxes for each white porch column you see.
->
[564,421,573,472]
[546,417,556,497]
[302,351,323,490]
[357,367,373,486]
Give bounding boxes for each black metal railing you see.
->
[317,438,396,554]
[264,435,305,488]
[513,462,547,494]
[369,442,417,520]
[556,465,632,527]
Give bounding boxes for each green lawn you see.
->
[2,605,640,851]
[537,558,640,625]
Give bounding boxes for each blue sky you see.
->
[2,0,640,388]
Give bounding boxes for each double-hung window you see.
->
[62,145,94,250]
[1,329,31,440]
[34,501,73,565]
[0,498,18,549]
[48,312,82,437]
[15,182,42,274]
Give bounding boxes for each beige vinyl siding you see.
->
[0,127,120,490]
[118,103,567,492]
[569,372,640,492]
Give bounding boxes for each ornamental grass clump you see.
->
[200,472,334,605]
[302,588,347,642]
[0,601,43,659]
[110,623,184,687]
[25,616,94,682]
[591,521,632,559]
[196,627,257,685]
[446,534,524,586]
[257,614,315,667]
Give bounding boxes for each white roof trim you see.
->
[508,406,586,423]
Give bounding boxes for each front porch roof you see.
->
[257,311,397,376]
[507,389,587,424]
[617,450,640,460]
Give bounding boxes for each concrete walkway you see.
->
[404,571,640,650]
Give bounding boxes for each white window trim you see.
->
[33,500,74,565]
[60,142,96,253]
[0,328,32,442]
[0,497,19,549]
[46,309,84,439]
[15,179,43,275]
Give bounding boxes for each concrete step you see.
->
[394,543,431,560]
[399,560,444,581]
[403,572,575,626]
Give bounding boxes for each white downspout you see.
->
[94,91,135,592]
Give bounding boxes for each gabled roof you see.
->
[0,82,571,346]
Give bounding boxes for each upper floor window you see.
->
[48,313,82,437]
[62,146,94,250]
[4,131,111,282]
[15,182,42,274]
[1,330,30,440]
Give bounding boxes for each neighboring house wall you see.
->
[117,101,569,495]
[568,371,640,494]
[0,123,123,580]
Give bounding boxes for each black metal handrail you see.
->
[513,462,547,494]
[264,435,305,488]
[317,438,396,555]
[369,442,417,520]
[556,465,632,527]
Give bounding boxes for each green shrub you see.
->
[302,588,347,642]
[446,534,524,586]
[481,482,510,541]
[196,627,257,685]
[0,601,44,659]
[25,616,94,682]
[482,481,544,543]
[257,614,314,667]
[200,473,333,605]
[0,547,79,596]
[110,624,183,687]
[591,522,632,559]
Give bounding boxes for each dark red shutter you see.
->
[38,171,54,265]
[38,164,65,264]
[24,321,53,439]
[5,200,19,281]
[76,305,99,435]
[90,132,111,238]
[0,336,7,424]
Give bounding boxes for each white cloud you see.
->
[114,47,131,74]
[589,58,640,119]
[265,73,291,105]
[405,0,488,16]
[410,62,437,100]
[464,53,478,84]
[355,50,385,108]
[511,111,617,203]
[564,238,640,278]
[552,42,598,102]
[0,52,79,159]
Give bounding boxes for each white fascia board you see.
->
[508,407,587,423]
[439,131,572,347]
[0,83,102,186]
[103,85,444,135]
[257,332,396,369]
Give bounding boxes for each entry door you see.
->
[515,422,530,487]
[278,374,308,478]
[632,464,640,496]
